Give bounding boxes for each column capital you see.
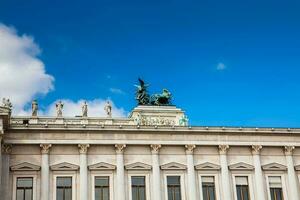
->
[78,144,90,154]
[115,144,126,154]
[218,145,229,155]
[185,144,196,154]
[150,144,161,154]
[40,144,52,154]
[252,145,263,155]
[284,146,295,156]
[2,143,12,154]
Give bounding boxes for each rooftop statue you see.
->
[150,89,172,106]
[82,101,88,117]
[135,78,172,106]
[56,101,64,117]
[2,98,12,109]
[135,78,150,105]
[104,101,112,118]
[32,100,38,117]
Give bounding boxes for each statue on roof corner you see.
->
[135,78,172,106]
[2,98,12,109]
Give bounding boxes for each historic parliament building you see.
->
[1,81,300,200]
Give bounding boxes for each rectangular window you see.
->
[16,177,33,200]
[95,176,110,200]
[167,176,181,200]
[131,176,146,200]
[56,177,72,200]
[235,177,250,200]
[202,176,216,200]
[269,176,284,200]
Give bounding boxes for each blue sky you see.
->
[0,0,300,127]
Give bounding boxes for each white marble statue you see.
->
[82,101,88,117]
[104,101,112,117]
[32,100,38,117]
[56,101,64,117]
[2,98,12,109]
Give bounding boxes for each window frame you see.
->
[163,172,186,200]
[53,173,77,200]
[231,173,255,200]
[198,173,221,200]
[265,174,288,200]
[91,172,114,200]
[12,173,38,200]
[128,172,150,200]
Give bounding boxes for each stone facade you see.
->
[1,105,300,200]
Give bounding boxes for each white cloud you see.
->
[0,23,54,114]
[0,23,127,118]
[217,62,226,70]
[110,88,125,95]
[46,99,127,117]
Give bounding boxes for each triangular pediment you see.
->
[50,162,79,171]
[229,162,254,171]
[160,162,187,170]
[195,162,221,171]
[88,162,116,171]
[125,162,152,170]
[10,162,41,171]
[262,163,287,171]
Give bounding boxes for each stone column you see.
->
[40,144,52,200]
[78,144,90,200]
[185,144,197,200]
[284,146,300,200]
[115,144,126,200]
[151,144,162,200]
[1,144,11,199]
[219,145,232,200]
[252,145,266,200]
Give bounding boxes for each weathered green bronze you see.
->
[135,78,172,106]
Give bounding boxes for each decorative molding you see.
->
[229,162,254,171]
[195,162,221,171]
[125,162,152,170]
[218,145,229,154]
[40,144,52,154]
[78,144,90,154]
[88,162,116,171]
[251,145,262,155]
[115,144,126,154]
[294,165,300,171]
[160,162,187,170]
[284,146,295,156]
[10,162,41,171]
[262,163,287,171]
[185,144,196,154]
[50,162,79,171]
[2,144,12,154]
[150,144,161,154]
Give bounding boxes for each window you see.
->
[56,177,72,200]
[167,176,181,200]
[131,176,146,200]
[269,177,284,200]
[202,176,216,200]
[16,177,33,200]
[235,177,250,200]
[95,176,110,200]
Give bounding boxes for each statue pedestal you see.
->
[130,106,186,126]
